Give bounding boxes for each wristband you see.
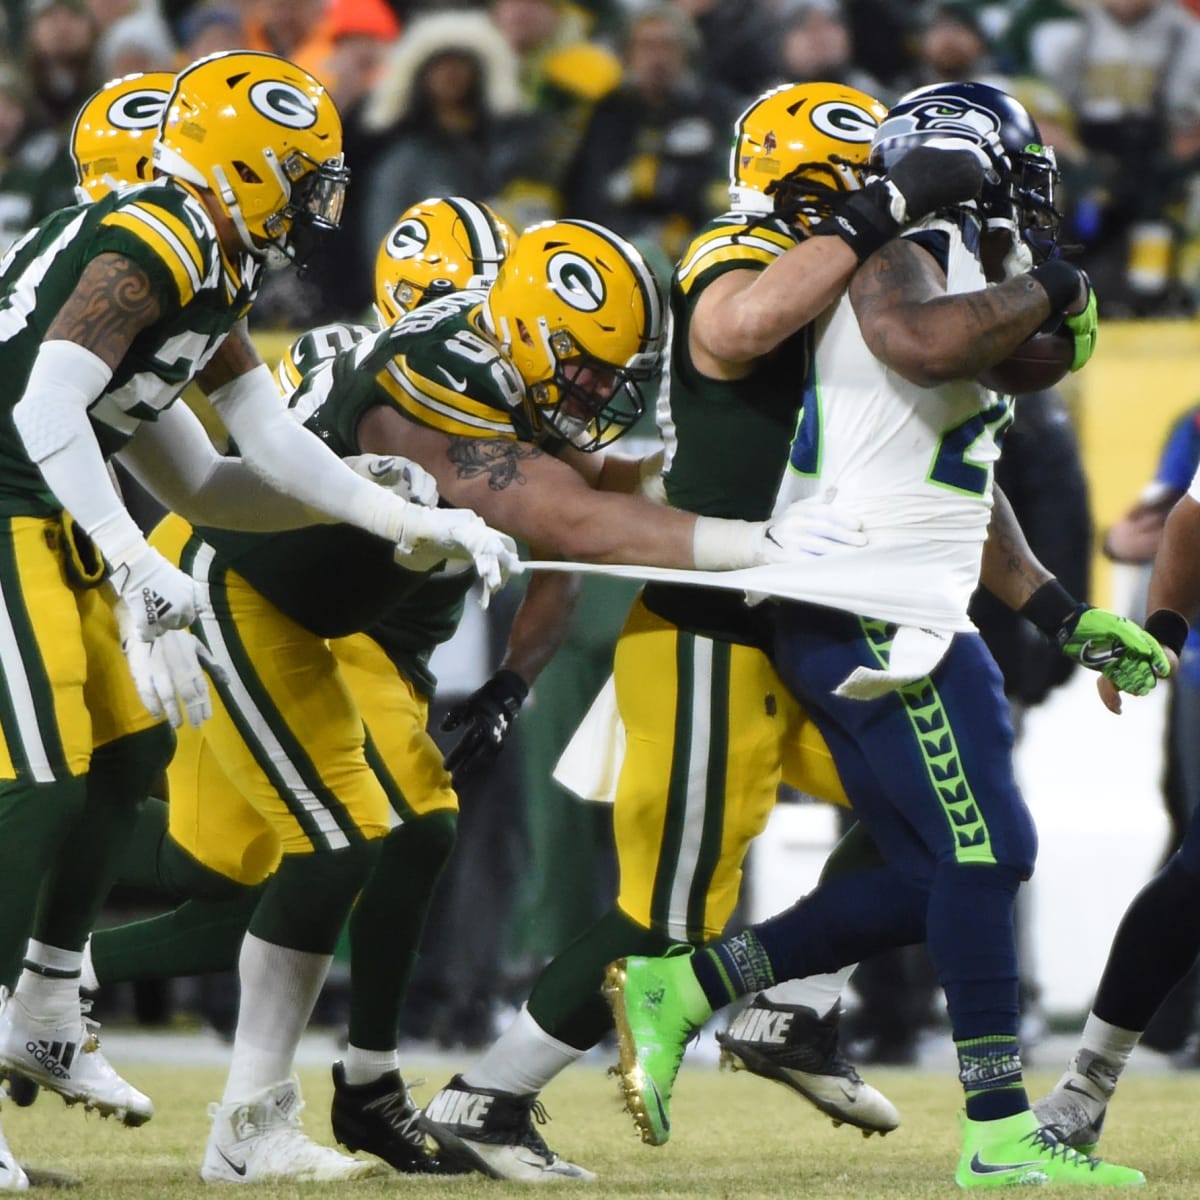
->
[1020,578,1082,636]
[1029,260,1083,315]
[1144,608,1189,657]
[692,515,761,570]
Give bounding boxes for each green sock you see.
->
[249,839,379,954]
[347,811,456,1050]
[527,906,676,1051]
[0,776,86,988]
[35,726,174,952]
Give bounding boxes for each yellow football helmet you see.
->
[482,219,663,452]
[70,71,174,204]
[374,196,516,326]
[729,81,887,225]
[154,50,349,267]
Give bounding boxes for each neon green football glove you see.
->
[1064,285,1098,372]
[1058,606,1171,696]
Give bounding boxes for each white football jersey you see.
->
[772,211,1012,630]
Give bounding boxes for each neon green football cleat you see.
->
[956,1109,1144,1188]
[602,947,712,1147]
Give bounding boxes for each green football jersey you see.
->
[0,179,259,516]
[200,289,532,698]
[646,211,814,645]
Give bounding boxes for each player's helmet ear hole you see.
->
[234,161,261,184]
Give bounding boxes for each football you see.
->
[977,328,1075,395]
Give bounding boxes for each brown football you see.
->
[977,329,1074,395]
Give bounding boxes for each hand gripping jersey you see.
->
[197,291,527,697]
[0,181,259,515]
[774,211,1013,631]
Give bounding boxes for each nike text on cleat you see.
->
[716,997,899,1135]
[331,1061,458,1174]
[201,1077,389,1184]
[956,1108,1144,1188]
[0,989,152,1126]
[602,947,711,1147]
[0,1117,28,1193]
[419,1075,595,1183]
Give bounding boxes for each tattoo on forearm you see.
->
[448,438,543,490]
[46,253,161,368]
[196,320,258,392]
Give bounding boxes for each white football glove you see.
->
[394,506,520,608]
[109,544,206,640]
[343,453,439,508]
[115,602,226,728]
[759,500,867,563]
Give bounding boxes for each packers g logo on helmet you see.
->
[374,196,514,326]
[729,81,887,222]
[482,219,663,452]
[154,50,350,268]
[546,253,605,313]
[71,71,173,203]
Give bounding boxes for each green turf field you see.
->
[3,1058,1197,1197]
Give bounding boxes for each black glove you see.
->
[811,144,987,263]
[441,669,529,783]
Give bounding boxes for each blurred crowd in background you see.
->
[3,0,1200,322]
[3,0,1200,1057]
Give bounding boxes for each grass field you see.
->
[3,1054,1199,1198]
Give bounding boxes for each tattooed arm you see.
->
[978,484,1054,609]
[355,403,708,566]
[849,239,1061,387]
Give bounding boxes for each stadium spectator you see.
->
[910,1,1004,87]
[174,2,245,60]
[668,0,784,102]
[1030,0,1200,315]
[774,0,889,100]
[561,3,735,264]
[95,9,178,78]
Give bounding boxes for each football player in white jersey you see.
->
[605,81,1169,1188]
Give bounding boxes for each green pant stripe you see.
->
[187,540,361,851]
[859,618,995,865]
[363,728,410,824]
[0,524,68,780]
[650,628,695,933]
[686,639,730,941]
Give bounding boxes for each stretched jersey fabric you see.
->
[775,211,1011,631]
[0,180,258,516]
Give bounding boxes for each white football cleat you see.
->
[0,1113,28,1192]
[0,989,151,1126]
[201,1078,389,1184]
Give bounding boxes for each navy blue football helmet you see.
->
[870,80,1061,261]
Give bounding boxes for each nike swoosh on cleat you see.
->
[217,1149,248,1177]
[968,1152,1044,1176]
[648,1081,670,1136]
[1061,1080,1099,1100]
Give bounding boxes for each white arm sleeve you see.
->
[207,364,411,542]
[118,402,332,532]
[11,339,145,566]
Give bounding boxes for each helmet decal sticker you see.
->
[547,252,605,312]
[810,101,880,142]
[386,219,430,260]
[106,89,167,130]
[248,80,318,129]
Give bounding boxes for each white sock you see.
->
[79,936,99,993]
[221,934,331,1104]
[13,942,84,1022]
[463,1005,584,1095]
[1077,1012,1140,1088]
[342,1044,400,1087]
[760,966,856,1019]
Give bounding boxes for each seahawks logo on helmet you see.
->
[547,252,605,312]
[386,219,430,260]
[876,95,1000,149]
[106,88,168,131]
[248,80,318,129]
[810,101,879,143]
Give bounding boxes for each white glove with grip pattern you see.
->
[394,507,519,608]
[116,600,226,728]
[342,453,439,508]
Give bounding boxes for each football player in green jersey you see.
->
[0,54,514,1189]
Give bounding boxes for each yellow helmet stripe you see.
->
[100,208,202,305]
[444,197,506,280]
